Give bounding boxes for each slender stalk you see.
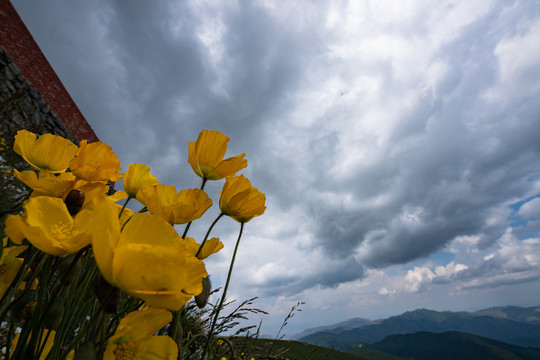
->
[181,177,206,239]
[195,213,223,258]
[201,222,244,360]
[118,196,132,218]
[171,178,208,351]
[169,212,223,343]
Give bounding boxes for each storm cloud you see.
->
[12,0,540,333]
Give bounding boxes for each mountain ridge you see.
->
[299,305,540,350]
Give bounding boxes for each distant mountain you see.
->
[291,317,372,340]
[300,306,540,350]
[367,331,540,360]
[473,305,540,324]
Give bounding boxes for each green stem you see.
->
[35,328,52,360]
[0,247,38,319]
[169,177,209,349]
[195,213,223,259]
[170,213,224,342]
[181,222,192,239]
[118,196,132,218]
[0,248,39,323]
[181,177,206,239]
[201,222,244,360]
[170,210,223,341]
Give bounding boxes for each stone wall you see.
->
[0,46,78,226]
[0,46,75,141]
[0,0,98,142]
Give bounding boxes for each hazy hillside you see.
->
[367,331,540,360]
[300,306,540,350]
[291,317,372,340]
[237,338,370,360]
[473,305,540,324]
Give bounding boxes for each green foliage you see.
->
[366,331,540,360]
[238,338,369,360]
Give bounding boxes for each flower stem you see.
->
[201,222,244,360]
[118,196,132,218]
[181,178,207,239]
[195,213,223,258]
[169,212,224,344]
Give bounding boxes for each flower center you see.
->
[114,339,141,360]
[48,223,77,241]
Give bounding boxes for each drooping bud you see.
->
[44,297,64,330]
[195,276,211,309]
[65,189,85,216]
[74,342,97,360]
[22,300,37,320]
[58,255,82,284]
[10,290,35,321]
[95,274,121,313]
[175,320,184,350]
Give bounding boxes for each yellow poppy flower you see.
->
[14,169,76,198]
[184,237,223,260]
[13,130,78,173]
[91,196,207,310]
[188,130,247,180]
[137,184,212,225]
[109,190,128,203]
[13,197,94,256]
[0,242,27,297]
[104,308,177,360]
[69,140,124,182]
[4,215,27,244]
[13,169,110,208]
[219,175,266,223]
[123,164,159,198]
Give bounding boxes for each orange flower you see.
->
[13,169,109,205]
[13,130,77,172]
[188,130,247,180]
[219,175,266,223]
[69,140,124,182]
[6,197,94,256]
[91,196,207,310]
[137,184,212,224]
[104,309,177,360]
[184,237,223,260]
[123,164,158,198]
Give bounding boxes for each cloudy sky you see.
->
[12,0,540,335]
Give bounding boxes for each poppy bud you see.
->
[59,255,82,284]
[95,274,121,313]
[44,297,64,330]
[10,290,35,321]
[22,300,37,320]
[175,321,184,347]
[74,342,97,360]
[29,251,44,273]
[195,276,211,309]
[65,189,85,216]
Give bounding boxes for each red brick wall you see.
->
[0,0,98,142]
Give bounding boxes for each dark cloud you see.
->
[10,0,540,304]
[255,256,365,297]
[303,4,540,272]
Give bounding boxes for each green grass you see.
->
[232,337,407,360]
